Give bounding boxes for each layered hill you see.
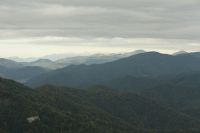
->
[0,66,48,83]
[0,58,23,69]
[0,58,49,82]
[22,59,64,70]
[55,50,146,65]
[27,52,200,88]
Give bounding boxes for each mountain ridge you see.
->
[26,52,200,88]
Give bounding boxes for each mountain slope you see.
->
[142,72,200,110]
[84,86,200,131]
[103,76,160,92]
[27,52,200,88]
[0,66,49,83]
[0,78,137,133]
[37,85,200,132]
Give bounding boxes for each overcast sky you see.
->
[0,0,200,57]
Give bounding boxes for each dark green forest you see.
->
[1,77,200,133]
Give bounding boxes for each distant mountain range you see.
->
[0,65,48,83]
[55,50,146,66]
[0,58,23,69]
[0,50,146,82]
[26,52,200,88]
[8,57,38,62]
[172,50,188,55]
[0,58,48,82]
[6,50,146,70]
[1,50,200,86]
[21,59,65,70]
[173,51,200,59]
[5,50,200,70]
[2,50,200,132]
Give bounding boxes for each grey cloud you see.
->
[0,0,200,41]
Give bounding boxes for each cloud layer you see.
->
[1,0,200,38]
[0,0,200,57]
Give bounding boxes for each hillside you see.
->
[103,76,161,92]
[0,78,137,133]
[83,86,200,131]
[1,78,199,132]
[142,72,200,110]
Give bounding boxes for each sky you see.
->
[0,0,200,58]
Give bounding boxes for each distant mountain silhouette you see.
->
[0,58,23,69]
[55,50,146,66]
[22,59,65,69]
[172,50,188,55]
[27,52,200,88]
[187,52,200,59]
[6,50,146,70]
[8,57,38,62]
